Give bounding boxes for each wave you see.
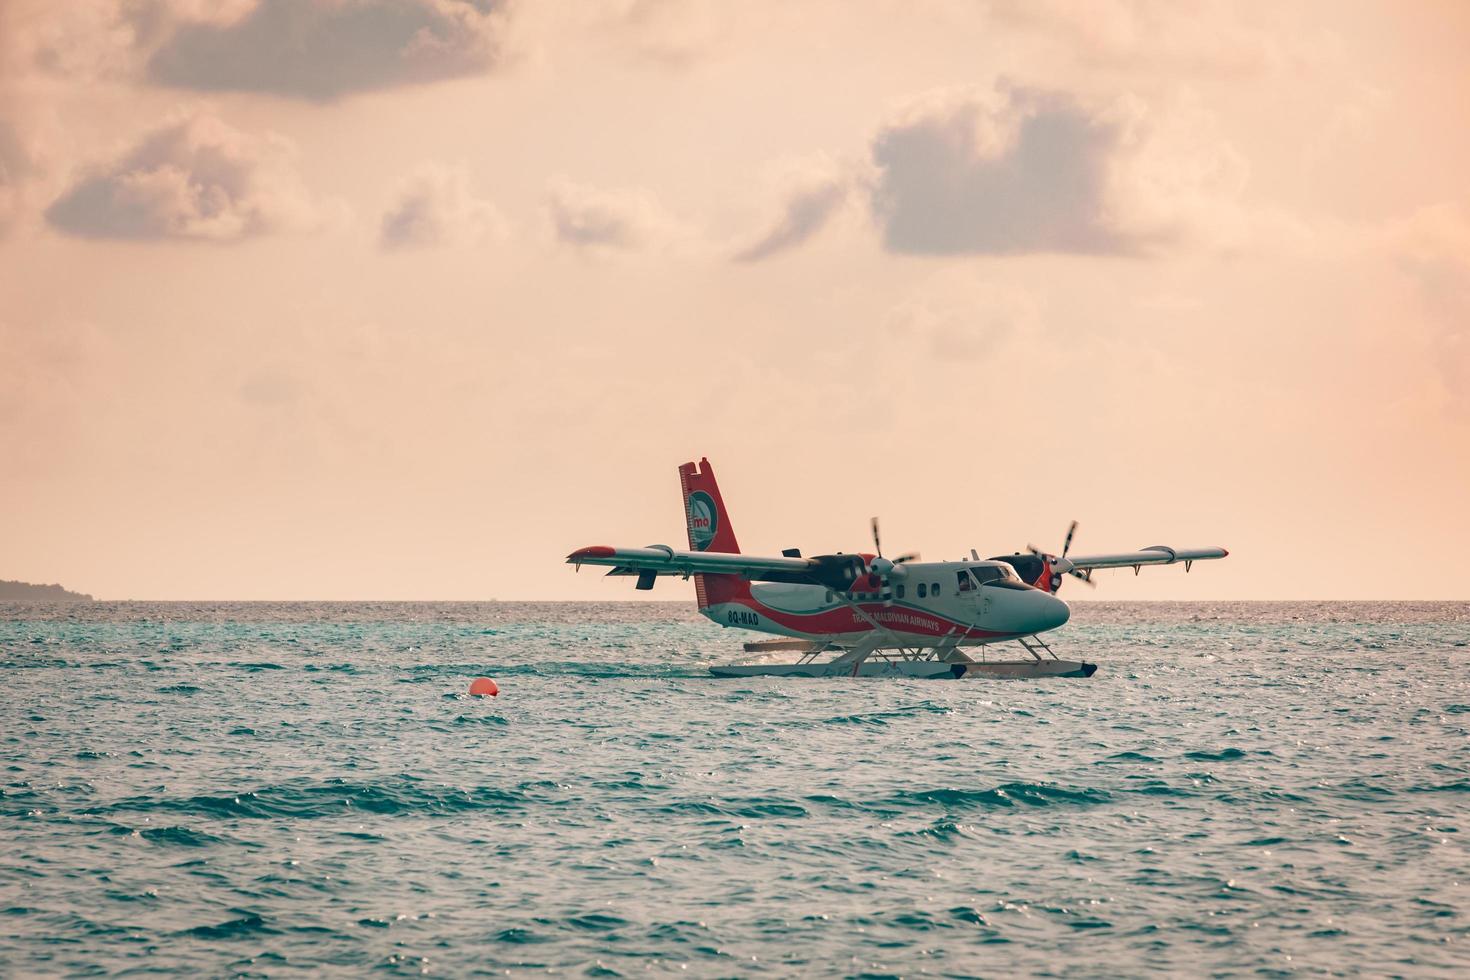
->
[137,825,229,848]
[896,816,976,840]
[94,774,532,820]
[1407,781,1470,794]
[655,798,809,820]
[180,912,278,940]
[822,701,955,727]
[1183,747,1247,762]
[888,782,1113,811]
[445,713,510,728]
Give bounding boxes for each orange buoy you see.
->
[468,677,499,697]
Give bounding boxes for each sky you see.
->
[1,0,1467,601]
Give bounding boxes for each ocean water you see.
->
[2,601,1468,977]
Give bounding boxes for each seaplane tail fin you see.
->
[678,458,740,554]
[678,458,745,610]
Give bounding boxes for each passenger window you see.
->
[896,583,905,599]
[825,591,832,603]
[931,582,941,596]
[917,583,927,598]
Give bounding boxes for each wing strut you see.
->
[826,592,910,671]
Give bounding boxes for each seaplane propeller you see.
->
[1028,520,1096,591]
[793,519,922,598]
[868,517,919,600]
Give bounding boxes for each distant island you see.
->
[0,580,94,601]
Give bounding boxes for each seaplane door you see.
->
[958,569,987,619]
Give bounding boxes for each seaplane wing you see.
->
[1063,545,1229,573]
[566,545,816,583]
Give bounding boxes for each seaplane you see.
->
[566,458,1227,679]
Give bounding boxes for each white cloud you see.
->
[2,0,151,83]
[543,178,682,252]
[45,110,320,241]
[379,163,506,250]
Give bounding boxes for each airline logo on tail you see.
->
[688,491,718,551]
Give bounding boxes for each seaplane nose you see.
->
[1033,590,1070,632]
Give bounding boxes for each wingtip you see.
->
[566,545,616,562]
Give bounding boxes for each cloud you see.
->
[1,0,151,83]
[379,163,506,250]
[734,169,851,263]
[867,84,1255,257]
[870,85,1149,256]
[146,0,507,100]
[45,110,319,241]
[544,178,681,252]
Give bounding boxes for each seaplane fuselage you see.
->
[693,562,1071,647]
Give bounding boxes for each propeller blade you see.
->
[1062,520,1078,559]
[870,516,883,559]
[1068,568,1096,588]
[893,552,920,564]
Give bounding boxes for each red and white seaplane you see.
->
[567,458,1227,679]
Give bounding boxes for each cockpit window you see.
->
[968,564,1019,586]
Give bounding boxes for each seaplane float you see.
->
[567,458,1227,679]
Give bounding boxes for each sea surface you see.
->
[2,601,1469,977]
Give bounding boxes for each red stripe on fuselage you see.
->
[720,593,1017,641]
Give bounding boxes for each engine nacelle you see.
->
[868,556,906,578]
[809,554,868,592]
[993,553,1056,592]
